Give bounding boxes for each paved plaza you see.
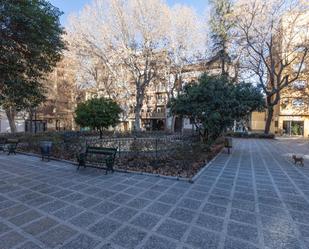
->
[0,138,309,249]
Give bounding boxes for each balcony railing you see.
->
[145,112,165,119]
[129,112,166,119]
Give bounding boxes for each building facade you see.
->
[250,11,309,137]
[250,75,309,137]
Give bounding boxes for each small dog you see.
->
[292,155,304,166]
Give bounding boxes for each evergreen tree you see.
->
[209,0,234,76]
[0,0,65,132]
[75,98,122,139]
[169,74,264,142]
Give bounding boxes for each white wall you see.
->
[0,111,25,133]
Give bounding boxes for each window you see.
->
[281,98,289,109]
[292,98,304,107]
[156,107,165,113]
[157,94,165,101]
[275,121,279,128]
[292,80,307,90]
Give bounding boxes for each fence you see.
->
[85,134,198,158]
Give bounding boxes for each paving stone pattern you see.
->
[0,138,309,248]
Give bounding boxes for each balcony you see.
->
[128,111,166,119]
[155,87,167,93]
[156,99,167,105]
[142,112,165,119]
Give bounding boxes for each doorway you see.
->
[282,121,304,136]
[174,117,183,132]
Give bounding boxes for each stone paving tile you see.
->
[22,217,58,236]
[69,211,101,228]
[141,235,177,249]
[110,206,138,222]
[88,218,121,239]
[60,233,100,249]
[0,231,26,249]
[127,198,151,209]
[195,213,224,232]
[16,241,43,249]
[0,204,29,218]
[224,237,259,249]
[130,212,160,230]
[202,202,227,217]
[0,221,11,235]
[76,196,102,208]
[230,209,257,225]
[186,226,220,249]
[178,198,202,210]
[38,224,77,248]
[263,230,302,249]
[261,215,296,237]
[169,207,196,223]
[92,201,119,214]
[156,218,189,240]
[140,190,162,200]
[38,199,68,213]
[2,138,309,249]
[53,205,84,220]
[146,202,173,216]
[111,225,147,249]
[227,221,259,243]
[158,194,179,205]
[9,209,42,226]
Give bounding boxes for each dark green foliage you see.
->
[0,0,65,86]
[169,74,265,142]
[75,98,122,138]
[226,132,275,139]
[209,0,234,75]
[0,0,65,131]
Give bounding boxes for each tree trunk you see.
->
[28,108,34,133]
[264,106,274,134]
[134,86,144,132]
[221,58,225,76]
[134,105,142,131]
[5,107,17,133]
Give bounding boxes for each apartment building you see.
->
[131,58,235,132]
[31,59,78,132]
[250,11,309,136]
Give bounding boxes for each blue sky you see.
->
[48,0,209,26]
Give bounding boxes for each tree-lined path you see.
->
[0,139,309,249]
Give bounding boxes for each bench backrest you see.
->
[7,139,19,144]
[0,138,7,145]
[86,146,117,156]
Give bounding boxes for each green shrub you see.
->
[225,132,275,139]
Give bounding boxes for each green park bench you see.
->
[0,138,7,152]
[6,139,19,155]
[77,146,117,174]
[224,137,233,154]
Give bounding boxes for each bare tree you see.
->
[167,5,205,99]
[67,0,173,131]
[234,0,309,133]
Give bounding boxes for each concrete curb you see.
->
[16,151,193,183]
[191,147,224,182]
[17,148,224,184]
